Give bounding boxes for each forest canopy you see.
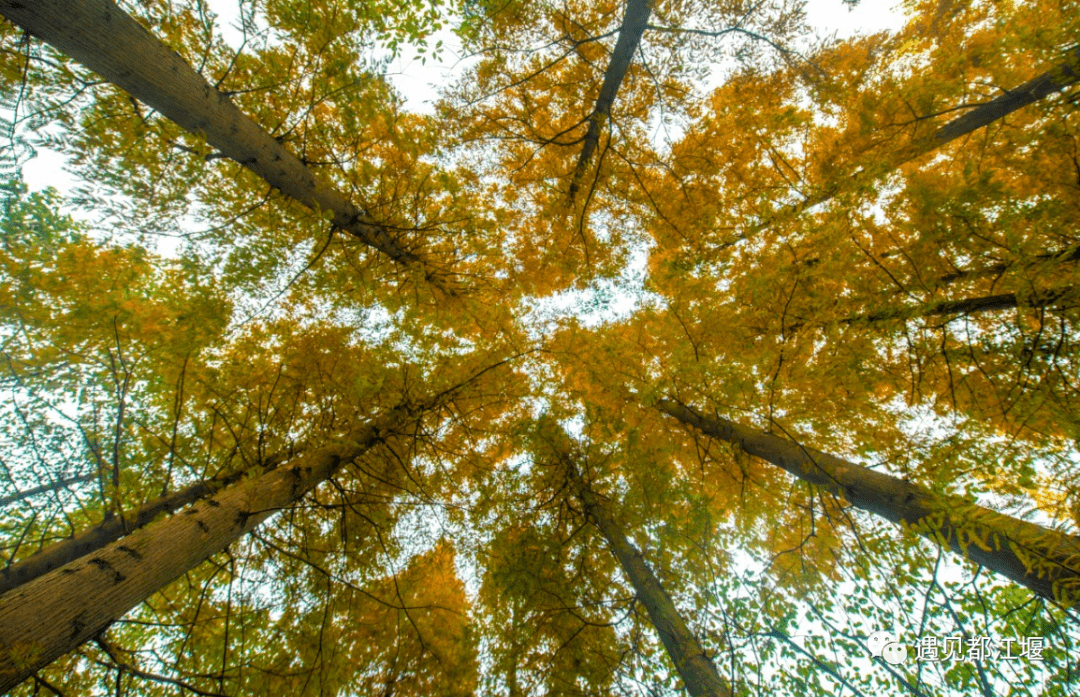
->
[0,0,1079,695]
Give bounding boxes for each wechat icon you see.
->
[868,630,908,665]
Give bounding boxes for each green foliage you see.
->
[3,0,1080,694]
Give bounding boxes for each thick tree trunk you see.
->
[657,399,1080,605]
[561,454,733,697]
[567,0,652,201]
[0,418,393,691]
[0,0,444,286]
[0,454,285,597]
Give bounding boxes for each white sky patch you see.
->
[384,25,475,115]
[205,0,246,51]
[805,0,907,37]
[207,0,466,115]
[19,146,79,196]
[520,243,657,334]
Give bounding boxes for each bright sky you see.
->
[19,0,907,192]
[376,0,907,117]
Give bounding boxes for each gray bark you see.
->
[857,286,1073,323]
[931,45,1080,144]
[786,285,1076,333]
[568,0,652,201]
[0,472,95,508]
[0,416,394,691]
[0,0,446,287]
[560,451,733,697]
[733,45,1080,247]
[0,455,284,597]
[657,399,1080,605]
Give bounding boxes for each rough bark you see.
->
[561,452,733,697]
[0,454,285,597]
[0,0,447,288]
[0,415,397,691]
[567,0,652,201]
[657,399,1080,605]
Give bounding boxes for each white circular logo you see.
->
[867,631,893,657]
[881,642,908,665]
[868,630,908,664]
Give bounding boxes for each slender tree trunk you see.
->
[855,286,1074,323]
[795,45,1080,217]
[928,45,1080,146]
[560,450,733,697]
[656,399,1080,605]
[0,416,395,691]
[0,472,95,508]
[567,0,652,201]
[787,284,1076,332]
[0,454,286,597]
[731,45,1080,247]
[0,0,446,288]
[933,244,1080,288]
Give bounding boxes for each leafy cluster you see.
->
[1,0,1079,695]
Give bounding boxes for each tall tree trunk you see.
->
[656,399,1080,606]
[0,472,95,508]
[933,244,1080,288]
[853,286,1074,323]
[0,0,447,288]
[802,243,1080,295]
[928,45,1080,146]
[0,453,286,597]
[0,414,401,691]
[558,447,734,697]
[786,284,1076,333]
[792,45,1080,219]
[727,45,1080,248]
[567,0,652,202]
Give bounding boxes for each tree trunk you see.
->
[786,284,1076,332]
[734,45,1080,247]
[560,451,733,697]
[0,454,285,597]
[0,472,95,508]
[933,244,1080,288]
[657,399,1080,606]
[0,418,393,691]
[855,286,1074,323]
[567,0,652,201]
[799,44,1080,216]
[0,0,445,287]
[929,45,1080,146]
